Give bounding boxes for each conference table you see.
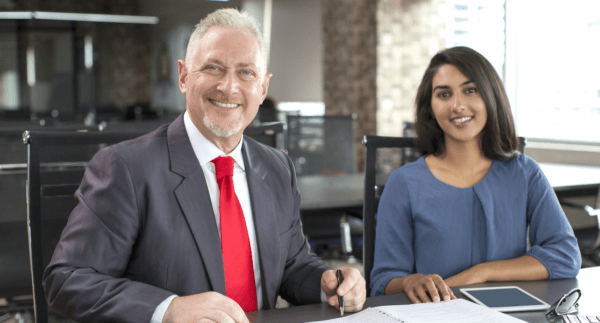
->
[298,174,364,211]
[247,266,600,323]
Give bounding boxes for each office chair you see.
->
[244,122,285,149]
[24,130,146,323]
[286,115,361,261]
[0,125,103,316]
[362,135,526,296]
[362,135,417,296]
[559,190,600,266]
[285,115,357,176]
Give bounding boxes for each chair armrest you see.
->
[560,201,600,217]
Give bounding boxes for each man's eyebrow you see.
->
[237,62,258,69]
[203,59,257,70]
[206,58,225,66]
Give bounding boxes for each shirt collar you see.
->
[184,111,245,171]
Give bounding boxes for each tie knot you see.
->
[212,156,234,180]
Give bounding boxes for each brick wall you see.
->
[377,0,446,138]
[322,0,377,173]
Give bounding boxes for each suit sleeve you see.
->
[43,147,174,323]
[524,157,581,279]
[277,153,330,305]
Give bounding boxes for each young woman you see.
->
[370,47,581,303]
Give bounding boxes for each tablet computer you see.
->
[460,286,551,312]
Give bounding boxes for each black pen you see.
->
[337,269,344,316]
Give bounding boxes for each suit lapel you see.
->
[243,140,281,309]
[168,115,226,295]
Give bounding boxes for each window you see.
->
[505,0,600,143]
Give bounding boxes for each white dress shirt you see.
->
[151,111,262,322]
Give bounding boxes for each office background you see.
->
[1,0,599,319]
[1,0,599,270]
[3,0,598,168]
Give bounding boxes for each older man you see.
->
[43,8,365,323]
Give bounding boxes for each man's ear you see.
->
[178,60,187,94]
[260,73,273,101]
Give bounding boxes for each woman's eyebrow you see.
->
[433,85,450,91]
[433,80,474,92]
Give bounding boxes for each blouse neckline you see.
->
[418,156,496,190]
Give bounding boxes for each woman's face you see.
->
[430,64,487,146]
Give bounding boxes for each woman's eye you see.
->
[465,87,478,94]
[438,92,451,98]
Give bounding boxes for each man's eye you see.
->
[239,69,256,80]
[203,65,220,73]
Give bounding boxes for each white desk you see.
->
[296,164,600,212]
[539,163,600,198]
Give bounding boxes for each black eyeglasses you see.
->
[546,288,581,316]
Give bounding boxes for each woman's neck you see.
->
[438,138,489,172]
[424,137,492,188]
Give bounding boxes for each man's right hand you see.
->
[402,273,455,304]
[163,292,249,323]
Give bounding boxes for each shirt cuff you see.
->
[151,294,178,323]
[320,289,328,303]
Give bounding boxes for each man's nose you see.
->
[216,70,240,95]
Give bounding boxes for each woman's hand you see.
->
[401,273,456,304]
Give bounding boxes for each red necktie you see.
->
[212,156,258,312]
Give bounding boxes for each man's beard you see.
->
[203,114,244,138]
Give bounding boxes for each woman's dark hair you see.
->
[414,46,519,160]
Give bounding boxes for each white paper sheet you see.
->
[307,299,526,323]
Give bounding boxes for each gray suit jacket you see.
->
[43,114,329,322]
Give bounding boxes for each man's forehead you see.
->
[193,26,263,68]
[201,26,259,51]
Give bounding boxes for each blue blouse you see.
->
[370,154,581,296]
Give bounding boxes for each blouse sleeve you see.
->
[370,170,415,296]
[524,156,581,279]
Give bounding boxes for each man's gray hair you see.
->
[185,8,267,73]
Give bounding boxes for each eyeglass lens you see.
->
[556,290,581,315]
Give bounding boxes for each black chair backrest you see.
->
[362,135,526,296]
[244,121,285,149]
[0,131,31,300]
[0,126,102,301]
[24,130,146,323]
[362,135,417,296]
[286,115,356,176]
